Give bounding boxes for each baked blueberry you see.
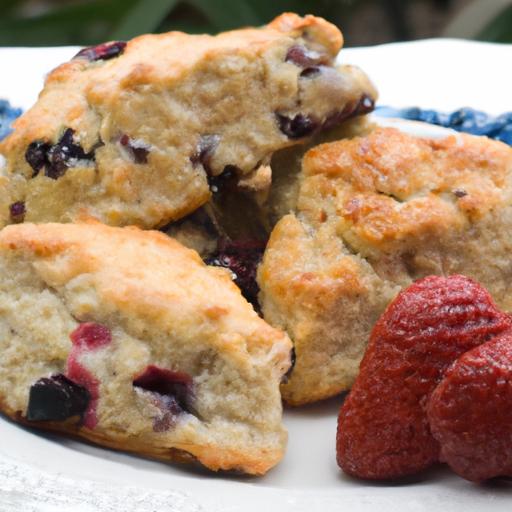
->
[9,201,25,223]
[26,374,90,422]
[276,113,318,139]
[205,239,265,308]
[25,141,50,176]
[134,365,195,431]
[45,128,95,179]
[285,45,329,68]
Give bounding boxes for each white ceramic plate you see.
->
[1,40,511,512]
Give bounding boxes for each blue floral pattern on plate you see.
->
[375,106,512,145]
[0,100,22,141]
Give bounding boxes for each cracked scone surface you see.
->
[0,222,292,475]
[0,13,376,229]
[258,127,512,405]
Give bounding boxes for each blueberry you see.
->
[9,201,25,222]
[133,365,195,431]
[25,129,97,180]
[74,41,127,62]
[46,128,94,179]
[26,374,90,422]
[190,134,220,175]
[323,94,375,130]
[300,66,321,78]
[25,141,51,177]
[276,113,318,139]
[285,45,329,68]
[205,239,266,308]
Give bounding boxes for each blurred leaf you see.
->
[478,5,512,43]
[0,0,139,46]
[110,0,179,39]
[0,0,371,46]
[188,0,262,30]
[248,0,348,21]
[0,0,22,16]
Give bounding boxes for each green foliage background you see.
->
[0,0,510,46]
[0,0,359,46]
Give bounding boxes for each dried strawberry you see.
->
[336,275,512,480]
[427,331,512,482]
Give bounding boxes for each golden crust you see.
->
[303,128,512,249]
[0,222,292,474]
[259,127,512,405]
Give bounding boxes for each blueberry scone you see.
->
[258,127,512,405]
[0,13,376,229]
[0,222,292,474]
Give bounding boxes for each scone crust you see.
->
[259,127,512,405]
[0,14,375,229]
[0,222,292,474]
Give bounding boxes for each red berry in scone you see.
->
[427,330,512,482]
[336,275,512,480]
[67,322,113,429]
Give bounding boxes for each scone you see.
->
[258,127,512,405]
[0,13,376,229]
[0,222,292,475]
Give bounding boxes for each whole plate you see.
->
[1,40,511,512]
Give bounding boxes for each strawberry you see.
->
[428,331,512,482]
[336,275,512,480]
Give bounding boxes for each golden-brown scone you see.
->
[0,222,292,475]
[0,13,376,229]
[258,127,512,405]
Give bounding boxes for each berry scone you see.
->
[0,13,376,229]
[0,222,292,474]
[258,127,512,405]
